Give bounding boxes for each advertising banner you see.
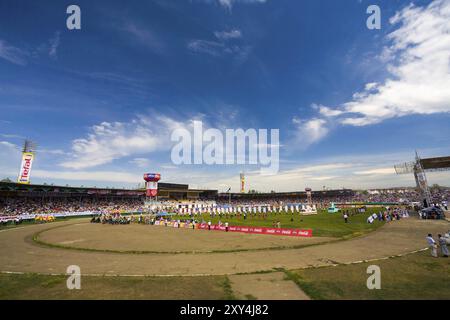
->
[197,224,312,237]
[17,152,34,184]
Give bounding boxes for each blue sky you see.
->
[0,0,449,191]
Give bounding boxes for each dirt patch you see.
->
[229,272,310,300]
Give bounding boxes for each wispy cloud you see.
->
[187,30,251,62]
[121,22,165,54]
[214,29,242,40]
[33,169,142,184]
[0,133,24,139]
[0,141,18,149]
[316,0,450,126]
[129,157,151,168]
[0,40,28,65]
[60,114,192,170]
[292,117,329,147]
[197,149,450,191]
[187,39,225,56]
[61,120,162,170]
[292,0,450,148]
[210,0,268,11]
[48,31,61,58]
[354,167,395,175]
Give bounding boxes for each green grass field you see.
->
[173,208,385,238]
[2,208,386,238]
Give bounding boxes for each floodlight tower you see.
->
[240,172,245,193]
[394,151,431,207]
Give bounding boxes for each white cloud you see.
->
[121,22,165,54]
[214,29,242,40]
[33,170,141,184]
[61,115,185,170]
[0,40,28,65]
[0,141,18,149]
[0,133,24,139]
[129,157,151,168]
[292,117,329,146]
[354,167,395,175]
[315,104,344,117]
[216,0,267,10]
[40,149,65,155]
[187,38,252,62]
[318,0,450,126]
[187,40,224,56]
[0,141,21,180]
[48,32,61,58]
[197,149,450,192]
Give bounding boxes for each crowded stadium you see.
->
[1,0,449,307]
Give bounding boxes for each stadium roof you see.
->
[420,156,450,171]
[0,181,215,196]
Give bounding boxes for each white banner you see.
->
[17,152,34,184]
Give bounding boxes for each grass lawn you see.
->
[0,273,234,300]
[2,208,387,239]
[285,250,450,300]
[173,208,386,238]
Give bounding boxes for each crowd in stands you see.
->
[0,197,145,216]
[215,189,450,209]
[1,188,449,217]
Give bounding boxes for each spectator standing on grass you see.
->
[343,213,349,223]
[438,234,449,257]
[426,234,438,258]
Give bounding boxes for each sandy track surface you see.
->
[36,222,332,253]
[0,218,447,276]
[229,272,311,300]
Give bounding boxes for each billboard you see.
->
[17,152,34,184]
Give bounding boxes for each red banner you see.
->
[197,224,312,237]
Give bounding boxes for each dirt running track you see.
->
[0,218,448,276]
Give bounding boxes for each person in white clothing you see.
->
[426,234,438,258]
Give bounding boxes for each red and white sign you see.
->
[146,181,158,197]
[197,224,312,237]
[17,152,34,184]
